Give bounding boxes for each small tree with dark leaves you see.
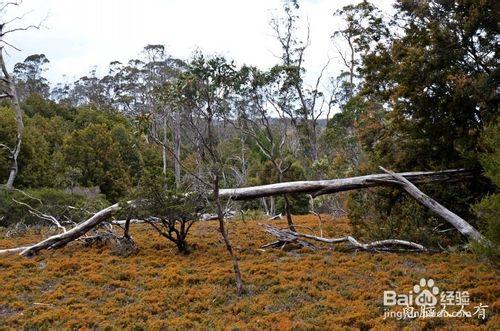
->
[135,174,202,254]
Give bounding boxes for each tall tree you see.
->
[13,53,50,100]
[237,66,298,229]
[348,0,498,245]
[360,0,497,170]
[331,0,387,102]
[172,53,245,295]
[270,1,330,167]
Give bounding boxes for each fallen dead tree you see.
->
[16,203,124,256]
[378,167,485,242]
[218,168,477,199]
[260,224,428,252]
[0,169,484,256]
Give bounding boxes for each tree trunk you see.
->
[380,167,485,243]
[283,194,296,231]
[214,176,244,296]
[174,110,181,188]
[278,170,295,231]
[162,114,168,177]
[261,224,428,252]
[261,197,269,215]
[270,196,275,216]
[218,169,477,200]
[0,39,24,189]
[19,202,123,256]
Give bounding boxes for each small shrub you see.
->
[133,173,203,254]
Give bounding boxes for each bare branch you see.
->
[261,223,428,252]
[0,1,21,13]
[11,198,67,233]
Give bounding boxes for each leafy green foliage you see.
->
[473,119,500,259]
[133,173,203,253]
[0,1,496,252]
[13,54,51,100]
[62,123,132,201]
[341,0,497,247]
[0,102,151,202]
[359,0,496,170]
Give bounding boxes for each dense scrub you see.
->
[0,215,498,329]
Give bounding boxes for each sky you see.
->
[2,0,394,88]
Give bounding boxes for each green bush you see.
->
[275,194,310,215]
[473,119,500,260]
[131,172,202,253]
[347,188,463,248]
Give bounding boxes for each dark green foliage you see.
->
[343,0,498,247]
[347,187,466,247]
[0,102,147,202]
[0,1,496,252]
[22,94,74,119]
[276,194,309,215]
[473,119,500,259]
[0,107,16,181]
[133,173,203,253]
[359,0,497,170]
[62,123,132,201]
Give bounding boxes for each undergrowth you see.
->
[0,215,498,329]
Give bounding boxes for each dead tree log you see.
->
[218,169,477,200]
[378,167,485,243]
[261,224,428,252]
[0,169,481,256]
[18,202,123,256]
[260,224,318,250]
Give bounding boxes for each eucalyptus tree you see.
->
[236,66,297,230]
[140,45,185,181]
[69,69,114,109]
[109,45,184,179]
[13,53,50,100]
[269,1,331,168]
[331,1,388,102]
[319,2,389,182]
[170,53,245,295]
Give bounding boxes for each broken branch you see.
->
[261,224,428,252]
[378,167,485,243]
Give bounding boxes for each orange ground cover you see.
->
[0,215,498,329]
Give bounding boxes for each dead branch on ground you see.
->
[260,224,428,252]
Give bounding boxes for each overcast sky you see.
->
[3,0,394,87]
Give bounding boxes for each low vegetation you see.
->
[0,215,498,329]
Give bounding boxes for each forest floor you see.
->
[0,215,498,330]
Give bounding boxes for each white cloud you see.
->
[3,0,394,87]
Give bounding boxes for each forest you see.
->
[0,0,498,329]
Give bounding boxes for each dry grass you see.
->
[0,215,498,329]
